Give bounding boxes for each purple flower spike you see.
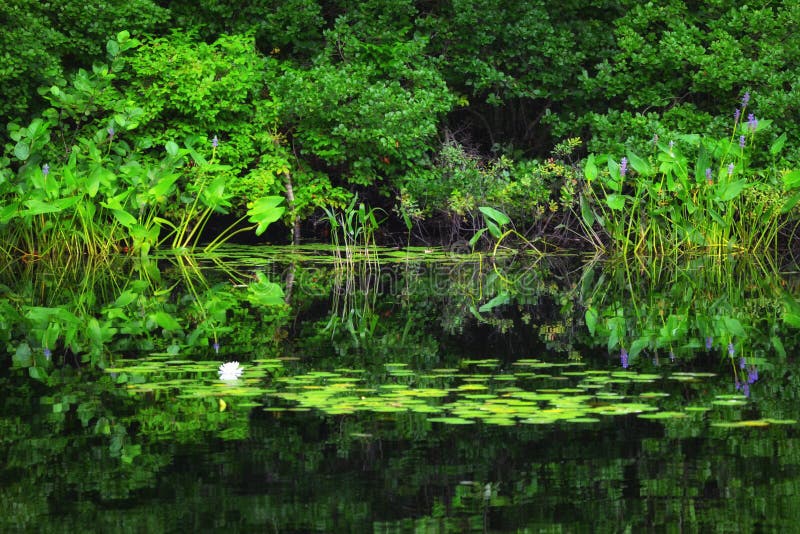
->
[621,348,629,369]
[669,350,675,362]
[42,163,50,176]
[734,108,741,123]
[727,163,734,176]
[706,336,713,350]
[213,341,220,354]
[735,378,741,391]
[747,114,758,131]
[743,383,750,398]
[43,347,52,359]
[729,343,736,357]
[739,355,745,369]
[212,135,219,149]
[705,168,712,183]
[107,126,115,138]
[742,92,750,107]
[739,135,746,148]
[620,157,628,178]
[750,368,759,382]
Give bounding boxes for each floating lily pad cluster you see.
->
[104,355,795,428]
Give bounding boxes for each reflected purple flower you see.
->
[748,367,758,384]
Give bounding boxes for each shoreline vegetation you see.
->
[3,2,800,261]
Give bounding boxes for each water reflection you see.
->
[2,247,800,531]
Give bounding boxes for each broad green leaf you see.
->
[629,337,650,359]
[165,141,179,156]
[717,180,746,201]
[782,169,800,189]
[771,336,786,359]
[771,133,787,155]
[605,194,626,210]
[478,206,510,226]
[13,343,32,367]
[584,155,597,182]
[14,141,30,160]
[479,292,510,312]
[485,219,501,239]
[585,307,598,336]
[152,312,181,331]
[722,317,745,337]
[247,196,285,236]
[469,227,488,247]
[112,209,137,228]
[781,190,800,213]
[112,290,138,308]
[580,195,595,227]
[22,196,80,215]
[626,151,652,177]
[29,367,48,381]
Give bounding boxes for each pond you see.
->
[2,247,800,531]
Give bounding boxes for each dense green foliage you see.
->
[3,1,800,252]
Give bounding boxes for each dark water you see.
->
[2,248,800,531]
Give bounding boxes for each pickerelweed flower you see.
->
[42,163,49,176]
[107,126,115,138]
[729,343,736,357]
[705,168,712,184]
[727,163,734,176]
[747,113,758,131]
[742,383,750,398]
[748,367,758,383]
[739,135,746,148]
[43,347,52,359]
[734,108,741,123]
[739,356,746,369]
[669,350,675,362]
[620,348,629,369]
[619,157,628,178]
[742,92,750,107]
[213,341,220,354]
[212,135,219,148]
[218,361,243,380]
[706,336,713,350]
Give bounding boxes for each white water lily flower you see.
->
[218,361,244,380]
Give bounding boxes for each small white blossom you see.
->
[218,361,243,380]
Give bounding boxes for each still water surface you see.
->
[2,247,799,531]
